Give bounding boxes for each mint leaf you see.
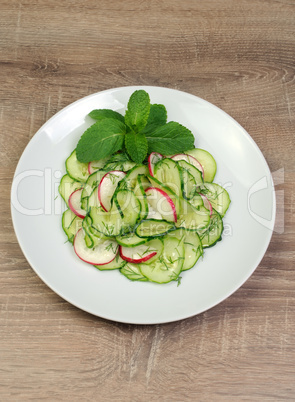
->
[76,118,126,163]
[146,121,195,155]
[124,90,150,132]
[141,104,167,135]
[125,132,148,164]
[89,109,125,123]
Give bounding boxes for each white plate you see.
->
[11,86,275,324]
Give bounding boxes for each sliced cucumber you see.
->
[62,209,83,243]
[123,165,149,190]
[179,166,196,200]
[81,170,107,210]
[86,186,100,210]
[185,148,217,182]
[133,175,149,220]
[95,253,126,271]
[181,230,203,270]
[66,149,89,182]
[198,209,223,248]
[59,174,82,207]
[200,183,231,217]
[90,190,141,237]
[135,219,175,238]
[154,158,182,197]
[116,232,149,247]
[139,236,184,283]
[176,204,210,231]
[83,215,108,248]
[177,160,203,187]
[120,263,148,282]
[188,193,204,209]
[167,228,203,270]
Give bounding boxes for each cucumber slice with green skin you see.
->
[62,209,83,243]
[59,174,82,207]
[133,175,149,221]
[94,253,126,271]
[116,232,149,247]
[167,228,203,270]
[74,229,119,265]
[120,238,163,264]
[88,157,110,174]
[181,231,203,270]
[122,165,149,190]
[135,219,175,238]
[176,204,210,231]
[179,166,197,200]
[86,186,100,211]
[83,215,108,248]
[120,263,148,282]
[139,236,184,284]
[81,170,107,210]
[200,183,231,217]
[177,160,203,187]
[188,193,204,209]
[154,158,182,197]
[66,150,89,182]
[145,187,177,222]
[185,148,217,182]
[198,209,223,248]
[103,160,136,172]
[90,191,141,237]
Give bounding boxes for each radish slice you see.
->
[88,161,100,174]
[148,152,163,177]
[199,193,213,217]
[119,239,162,263]
[145,187,177,223]
[170,154,204,177]
[74,229,118,265]
[68,189,86,219]
[98,170,126,212]
[146,204,163,220]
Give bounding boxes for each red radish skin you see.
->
[98,170,126,212]
[119,246,157,263]
[148,152,163,177]
[74,229,118,265]
[171,153,204,177]
[199,193,213,217]
[68,189,86,219]
[145,187,177,223]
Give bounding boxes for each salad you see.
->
[59,90,230,284]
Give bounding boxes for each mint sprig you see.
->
[76,89,195,163]
[76,119,126,163]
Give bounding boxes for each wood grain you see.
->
[1,0,294,400]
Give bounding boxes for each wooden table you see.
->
[1,0,294,400]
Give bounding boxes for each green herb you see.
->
[76,119,126,163]
[124,90,150,132]
[89,109,125,123]
[125,132,148,164]
[145,121,194,155]
[76,90,195,164]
